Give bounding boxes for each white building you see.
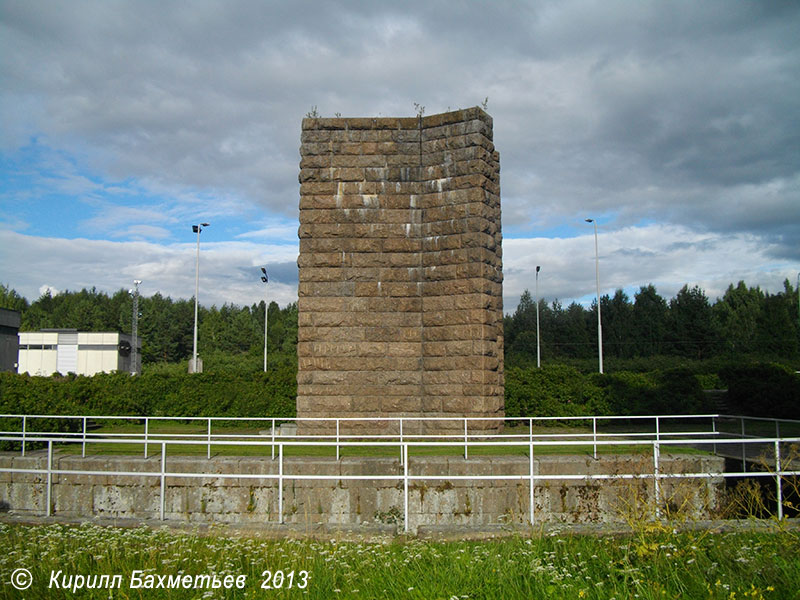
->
[17,329,141,376]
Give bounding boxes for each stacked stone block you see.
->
[297,108,503,435]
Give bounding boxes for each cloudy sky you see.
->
[1,0,798,313]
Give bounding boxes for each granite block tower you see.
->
[296,107,503,434]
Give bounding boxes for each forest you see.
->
[2,279,799,371]
[1,280,798,420]
[505,281,800,367]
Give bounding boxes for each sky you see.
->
[1,0,799,313]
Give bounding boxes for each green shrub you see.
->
[719,362,800,419]
[592,371,657,415]
[0,368,297,419]
[505,364,607,419]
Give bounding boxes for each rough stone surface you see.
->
[0,452,725,534]
[297,108,504,434]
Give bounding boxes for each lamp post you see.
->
[260,267,269,372]
[586,218,604,374]
[130,280,141,375]
[535,265,541,368]
[191,222,210,373]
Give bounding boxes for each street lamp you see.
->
[191,222,210,373]
[586,218,604,374]
[535,265,541,369]
[130,280,141,375]
[260,267,269,372]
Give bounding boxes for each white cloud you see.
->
[503,224,795,311]
[1,0,798,311]
[0,229,299,308]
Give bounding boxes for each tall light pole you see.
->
[535,265,541,369]
[191,222,210,373]
[261,267,269,372]
[130,280,141,375]
[586,218,604,374]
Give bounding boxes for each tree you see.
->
[0,284,28,312]
[631,284,668,356]
[714,281,763,355]
[668,285,719,359]
[602,289,633,358]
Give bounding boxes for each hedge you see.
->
[0,366,297,419]
[504,364,710,419]
[719,362,800,420]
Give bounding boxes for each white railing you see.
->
[0,414,798,532]
[0,413,733,463]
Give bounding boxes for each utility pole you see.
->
[191,222,209,373]
[586,218,604,374]
[131,280,141,375]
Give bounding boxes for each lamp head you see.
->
[585,218,594,223]
[536,265,541,273]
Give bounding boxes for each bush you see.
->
[505,364,607,418]
[0,368,297,419]
[592,371,657,415]
[719,362,800,419]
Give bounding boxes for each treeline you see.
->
[505,281,800,366]
[0,284,297,373]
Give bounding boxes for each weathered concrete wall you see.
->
[297,108,503,434]
[0,452,724,533]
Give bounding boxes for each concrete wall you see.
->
[0,453,724,533]
[297,108,504,435]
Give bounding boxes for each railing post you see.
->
[144,417,149,459]
[775,440,783,521]
[271,418,275,460]
[207,418,212,460]
[463,418,468,460]
[46,440,53,517]
[653,441,661,520]
[336,419,340,461]
[529,438,535,525]
[712,416,717,456]
[741,417,747,473]
[403,443,409,534]
[160,442,166,521]
[278,444,284,524]
[21,415,26,457]
[592,417,598,459]
[655,416,661,444]
[399,419,404,466]
[82,417,87,458]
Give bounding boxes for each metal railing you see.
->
[1,412,734,462]
[1,412,799,532]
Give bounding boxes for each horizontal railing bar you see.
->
[8,468,799,481]
[24,430,723,442]
[0,413,726,421]
[2,435,798,447]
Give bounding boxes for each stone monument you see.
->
[296,107,503,435]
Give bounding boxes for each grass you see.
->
[19,419,709,459]
[0,521,797,599]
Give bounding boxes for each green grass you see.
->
[38,420,708,459]
[0,522,797,599]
